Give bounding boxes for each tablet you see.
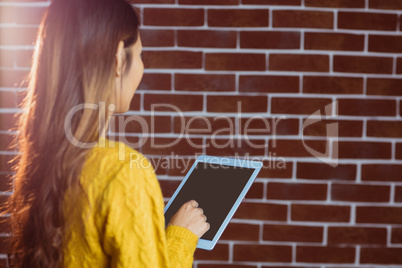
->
[164,155,263,250]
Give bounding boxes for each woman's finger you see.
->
[189,200,198,208]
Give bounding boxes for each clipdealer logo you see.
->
[64,100,339,168]
[301,100,339,167]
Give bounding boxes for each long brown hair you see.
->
[1,0,139,266]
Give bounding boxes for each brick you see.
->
[273,10,333,29]
[0,195,9,214]
[391,228,402,243]
[205,138,266,157]
[338,99,396,116]
[143,8,204,26]
[167,157,196,176]
[401,101,402,116]
[113,115,171,134]
[199,265,257,268]
[296,246,355,263]
[258,160,293,179]
[396,58,402,74]
[0,91,20,109]
[305,32,364,51]
[240,75,299,93]
[128,95,140,111]
[141,137,203,156]
[0,134,15,151]
[194,244,229,261]
[292,204,350,222]
[369,0,402,10]
[397,143,402,159]
[178,30,236,48]
[14,91,25,107]
[208,9,269,27]
[175,74,235,92]
[243,0,300,5]
[261,266,311,268]
[129,0,174,3]
[141,29,174,47]
[367,78,402,96]
[1,0,47,1]
[144,94,203,112]
[205,53,266,71]
[396,186,402,202]
[297,162,356,181]
[269,139,327,158]
[267,182,327,201]
[271,97,332,115]
[0,70,29,87]
[245,182,264,199]
[234,202,287,221]
[138,73,171,91]
[0,236,10,254]
[14,7,46,24]
[303,76,363,94]
[361,247,402,264]
[332,183,390,202]
[220,223,260,241]
[357,206,402,224]
[241,31,300,49]
[207,95,267,113]
[0,7,14,23]
[0,258,6,268]
[400,16,402,31]
[233,244,292,262]
[270,54,329,72]
[143,51,202,69]
[328,227,386,245]
[362,164,402,182]
[14,49,33,68]
[263,224,323,243]
[0,217,10,234]
[0,174,13,192]
[179,0,238,4]
[367,120,402,138]
[240,117,299,136]
[305,0,365,8]
[0,113,18,132]
[369,35,402,53]
[173,116,236,135]
[303,119,363,137]
[158,180,179,198]
[0,27,38,46]
[148,157,168,176]
[0,50,13,67]
[338,141,391,159]
[338,12,397,31]
[334,55,393,74]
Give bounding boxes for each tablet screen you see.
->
[164,162,256,241]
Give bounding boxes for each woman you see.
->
[2,0,209,267]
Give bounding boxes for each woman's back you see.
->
[62,138,198,267]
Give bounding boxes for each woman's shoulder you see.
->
[80,137,155,190]
[87,137,144,164]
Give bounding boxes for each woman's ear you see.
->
[115,40,125,77]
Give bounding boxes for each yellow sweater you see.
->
[62,138,198,267]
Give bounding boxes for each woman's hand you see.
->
[168,200,210,238]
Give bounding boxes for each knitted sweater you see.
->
[62,138,198,267]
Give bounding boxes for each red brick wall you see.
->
[1,0,402,267]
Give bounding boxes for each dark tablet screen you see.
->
[164,162,256,241]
